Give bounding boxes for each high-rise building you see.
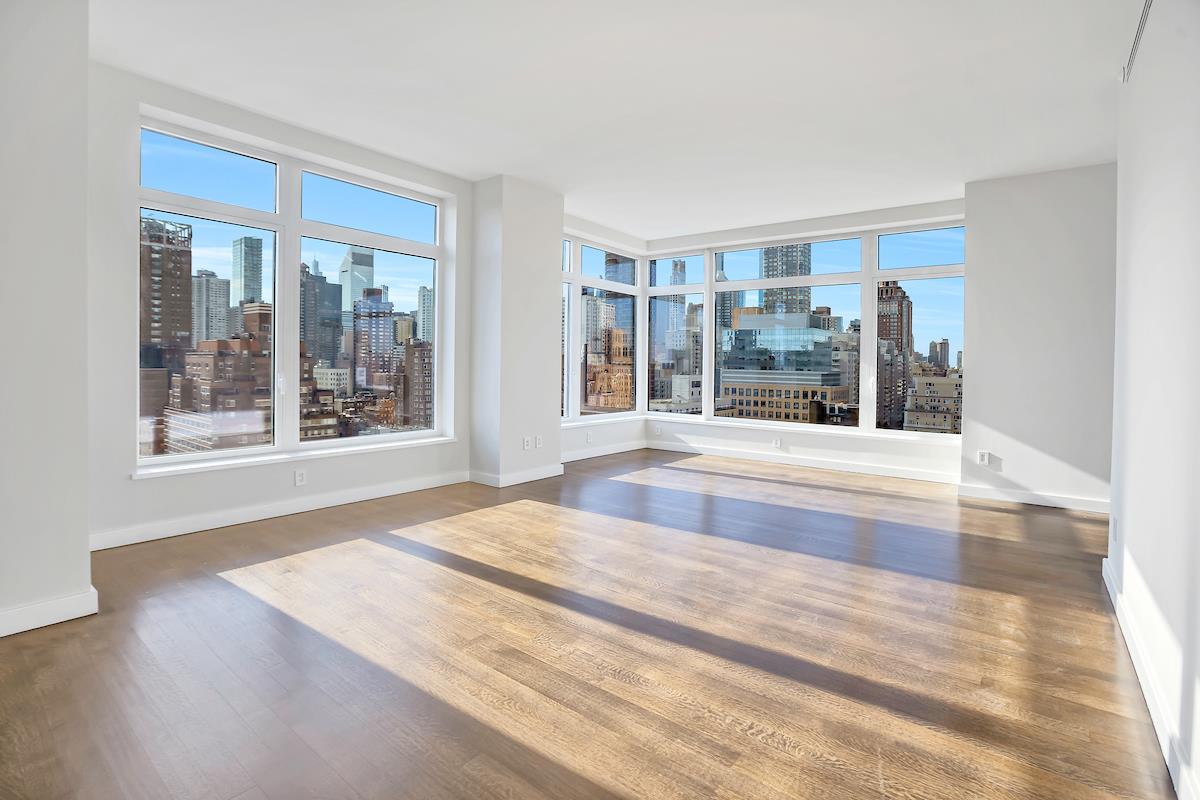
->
[231,236,263,304]
[191,270,230,347]
[353,287,394,392]
[393,313,415,343]
[416,285,435,342]
[761,243,811,314]
[604,251,636,284]
[877,281,913,428]
[339,246,375,327]
[300,262,342,366]
[956,350,963,370]
[139,217,193,371]
[402,340,434,428]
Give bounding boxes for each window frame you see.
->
[566,221,965,439]
[561,237,643,421]
[135,118,451,470]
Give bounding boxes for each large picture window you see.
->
[562,226,963,435]
[648,293,704,414]
[138,123,445,464]
[581,288,636,413]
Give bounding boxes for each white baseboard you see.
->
[1103,558,1192,800]
[645,440,960,484]
[90,470,470,551]
[958,483,1109,514]
[0,586,98,638]
[562,440,647,463]
[469,462,564,488]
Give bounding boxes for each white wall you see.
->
[470,176,564,486]
[87,64,475,549]
[960,164,1117,512]
[0,0,97,635]
[1105,1,1200,797]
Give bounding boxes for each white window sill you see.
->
[133,434,457,480]
[561,413,643,428]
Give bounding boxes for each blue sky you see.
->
[144,128,960,355]
[141,130,434,312]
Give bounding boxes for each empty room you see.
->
[2,1,1197,798]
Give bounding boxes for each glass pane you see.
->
[562,239,571,272]
[876,277,964,433]
[140,129,276,212]
[581,245,636,285]
[715,239,860,282]
[298,237,436,439]
[581,287,636,413]
[561,283,570,416]
[650,254,703,286]
[139,209,276,457]
[301,172,437,244]
[648,294,703,414]
[714,283,860,426]
[879,227,965,269]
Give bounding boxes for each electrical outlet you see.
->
[977,450,991,466]
[535,434,543,449]
[772,438,781,449]
[294,469,307,487]
[654,424,662,435]
[586,431,593,444]
[522,436,531,451]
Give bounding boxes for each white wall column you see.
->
[960,164,1117,513]
[0,0,97,636]
[1105,1,1200,798]
[470,176,565,486]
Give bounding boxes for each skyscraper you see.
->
[761,243,811,314]
[353,287,394,391]
[340,246,375,327]
[139,217,193,370]
[231,236,263,304]
[300,262,342,366]
[416,285,435,342]
[191,269,230,346]
[877,281,913,428]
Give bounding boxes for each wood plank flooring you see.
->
[0,451,1174,799]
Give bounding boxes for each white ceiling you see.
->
[90,0,1127,240]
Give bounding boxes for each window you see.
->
[138,123,446,464]
[648,294,703,414]
[649,254,703,286]
[876,276,964,434]
[715,238,860,282]
[581,245,636,285]
[140,129,276,212]
[301,172,436,244]
[581,287,636,413]
[561,283,570,416]
[879,226,965,269]
[298,238,435,440]
[562,239,571,272]
[714,284,860,427]
[138,209,277,456]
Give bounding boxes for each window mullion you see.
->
[859,235,880,431]
[275,159,303,452]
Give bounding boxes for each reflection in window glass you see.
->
[562,239,571,272]
[301,172,437,244]
[581,287,636,413]
[648,294,703,414]
[297,237,436,439]
[138,208,276,457]
[649,255,703,286]
[876,276,964,433]
[581,245,636,285]
[715,239,860,282]
[714,284,860,426]
[140,129,277,212]
[879,227,965,269]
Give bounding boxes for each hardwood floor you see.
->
[0,451,1173,799]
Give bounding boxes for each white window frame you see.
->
[564,220,966,439]
[136,118,451,470]
[562,237,643,422]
